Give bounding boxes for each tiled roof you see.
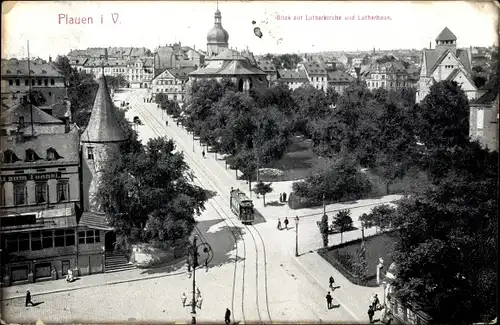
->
[79,211,113,230]
[277,69,308,81]
[435,27,457,41]
[456,49,471,72]
[327,70,355,83]
[214,49,244,61]
[153,68,168,79]
[423,50,441,75]
[0,130,80,165]
[81,76,127,143]
[302,62,327,75]
[1,102,63,126]
[189,58,265,76]
[472,77,499,105]
[446,68,461,81]
[83,58,128,67]
[1,59,63,77]
[39,100,71,120]
[257,61,276,72]
[167,67,197,78]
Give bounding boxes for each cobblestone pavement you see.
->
[1,89,392,324]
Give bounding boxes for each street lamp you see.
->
[186,235,213,324]
[295,216,300,257]
[323,194,326,215]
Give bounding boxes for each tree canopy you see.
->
[97,137,209,248]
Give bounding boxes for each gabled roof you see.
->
[277,69,308,81]
[327,70,355,83]
[0,130,80,165]
[456,49,471,72]
[472,77,499,105]
[302,62,327,75]
[1,102,63,126]
[257,60,277,72]
[189,58,265,76]
[81,75,127,143]
[214,49,243,61]
[435,27,457,41]
[167,67,197,78]
[1,59,63,78]
[446,68,461,81]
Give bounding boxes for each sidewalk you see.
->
[1,263,186,301]
[292,251,385,323]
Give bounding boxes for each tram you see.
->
[229,187,255,224]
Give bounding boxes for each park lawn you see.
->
[261,135,327,182]
[328,232,397,286]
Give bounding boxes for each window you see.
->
[13,182,26,206]
[9,80,13,86]
[25,149,38,162]
[46,148,58,161]
[25,79,29,86]
[0,183,4,206]
[66,229,75,246]
[55,230,65,247]
[15,79,20,86]
[31,79,35,86]
[57,181,69,202]
[42,231,53,248]
[19,233,30,251]
[78,230,100,244]
[19,116,25,129]
[87,147,94,160]
[5,234,19,252]
[3,150,18,163]
[31,231,42,250]
[35,182,48,203]
[38,79,42,86]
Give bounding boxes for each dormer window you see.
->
[19,116,25,129]
[6,70,11,74]
[42,70,47,74]
[87,147,94,160]
[46,148,60,161]
[3,150,19,163]
[25,149,39,162]
[17,70,22,74]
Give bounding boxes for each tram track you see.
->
[129,92,273,323]
[126,93,256,323]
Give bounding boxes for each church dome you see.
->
[207,8,229,44]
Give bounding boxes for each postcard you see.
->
[1,1,498,324]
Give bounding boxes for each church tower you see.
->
[435,27,457,56]
[80,74,127,213]
[206,5,229,57]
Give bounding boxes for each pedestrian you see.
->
[282,192,287,202]
[329,276,335,289]
[284,217,289,230]
[197,295,203,309]
[202,150,205,158]
[325,291,333,309]
[196,287,201,299]
[277,218,282,230]
[225,308,231,324]
[25,290,35,307]
[368,305,375,323]
[165,120,168,127]
[181,292,187,307]
[371,293,380,310]
[176,121,179,126]
[279,193,283,203]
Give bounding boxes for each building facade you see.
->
[298,62,328,92]
[0,97,85,286]
[150,67,195,102]
[277,69,309,90]
[154,43,204,71]
[127,58,154,89]
[416,27,476,102]
[362,61,409,91]
[1,58,66,109]
[469,78,499,152]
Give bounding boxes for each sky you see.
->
[2,1,498,60]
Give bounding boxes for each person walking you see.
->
[371,293,380,310]
[277,218,282,230]
[224,308,231,324]
[279,193,283,203]
[368,305,375,323]
[197,294,203,309]
[25,290,35,307]
[202,150,206,158]
[284,217,289,230]
[165,120,169,127]
[181,292,187,307]
[325,291,333,309]
[196,287,201,300]
[329,276,335,290]
[282,192,287,202]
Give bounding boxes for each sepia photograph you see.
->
[1,1,498,324]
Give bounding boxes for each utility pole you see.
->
[323,193,326,215]
[191,236,198,323]
[27,40,34,136]
[295,216,300,257]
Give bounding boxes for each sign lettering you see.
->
[1,172,61,182]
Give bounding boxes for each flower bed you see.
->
[317,232,397,287]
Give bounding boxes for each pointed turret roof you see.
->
[435,27,457,41]
[81,75,127,143]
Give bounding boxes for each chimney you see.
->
[429,41,431,50]
[65,118,70,133]
[49,56,52,63]
[104,48,108,60]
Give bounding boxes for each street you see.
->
[2,88,393,324]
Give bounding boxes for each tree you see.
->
[319,214,329,247]
[54,55,98,128]
[253,181,273,206]
[105,74,128,90]
[332,209,353,243]
[326,86,340,107]
[30,90,46,106]
[353,240,369,284]
[359,204,395,234]
[97,137,210,248]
